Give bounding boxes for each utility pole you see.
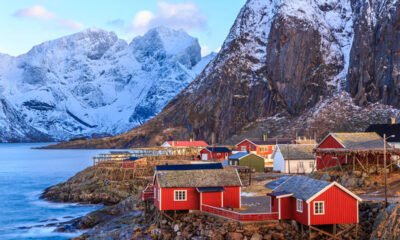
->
[384,133,388,208]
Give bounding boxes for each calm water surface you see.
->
[0,143,110,240]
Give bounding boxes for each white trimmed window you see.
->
[314,201,325,215]
[174,190,187,201]
[296,199,303,212]
[241,146,247,151]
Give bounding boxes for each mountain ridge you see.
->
[0,26,214,142]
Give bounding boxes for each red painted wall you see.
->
[316,135,346,170]
[223,187,241,208]
[237,140,256,152]
[291,198,308,225]
[202,192,223,207]
[199,149,231,161]
[271,196,278,212]
[161,187,200,211]
[310,185,358,225]
[279,197,292,220]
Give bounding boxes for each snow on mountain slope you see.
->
[0,27,213,142]
[51,0,400,149]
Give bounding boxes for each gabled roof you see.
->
[366,124,400,142]
[237,138,293,146]
[203,146,231,153]
[229,152,249,160]
[274,144,316,160]
[155,163,223,171]
[273,176,361,202]
[273,176,330,201]
[328,132,385,149]
[156,168,242,188]
[164,140,208,147]
[109,151,132,155]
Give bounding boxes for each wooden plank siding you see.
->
[223,186,241,208]
[161,187,200,211]
[316,135,347,170]
[202,192,223,207]
[310,185,358,225]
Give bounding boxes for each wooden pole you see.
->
[353,155,355,171]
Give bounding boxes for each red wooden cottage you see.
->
[236,138,292,158]
[269,176,361,226]
[315,132,386,170]
[152,164,242,211]
[199,147,232,161]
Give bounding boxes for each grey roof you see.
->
[273,176,330,201]
[156,168,242,188]
[275,144,316,160]
[229,152,249,160]
[329,132,386,149]
[248,138,293,145]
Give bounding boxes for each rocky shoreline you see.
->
[39,164,400,240]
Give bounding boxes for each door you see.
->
[201,153,208,161]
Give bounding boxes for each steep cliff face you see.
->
[51,0,400,148]
[349,0,400,107]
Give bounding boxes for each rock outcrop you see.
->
[49,0,400,149]
[370,203,400,239]
[41,165,146,205]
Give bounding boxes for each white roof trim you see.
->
[276,193,294,199]
[306,181,362,203]
[235,169,243,187]
[236,138,258,147]
[316,133,346,149]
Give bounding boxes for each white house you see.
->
[272,144,316,174]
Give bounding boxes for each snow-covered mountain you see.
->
[52,0,400,149]
[0,27,214,142]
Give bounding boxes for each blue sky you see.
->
[0,0,246,56]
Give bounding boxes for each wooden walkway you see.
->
[201,204,278,222]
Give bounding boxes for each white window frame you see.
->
[296,199,303,213]
[174,190,187,201]
[314,201,325,215]
[241,146,247,151]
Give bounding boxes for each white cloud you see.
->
[131,1,206,34]
[14,5,55,21]
[133,11,155,29]
[14,5,84,31]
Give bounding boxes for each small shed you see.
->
[269,176,361,226]
[272,144,316,174]
[199,147,232,161]
[229,152,265,172]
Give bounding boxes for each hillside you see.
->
[50,0,400,148]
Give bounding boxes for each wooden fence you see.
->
[201,204,279,222]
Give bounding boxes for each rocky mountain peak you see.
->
[130,26,201,68]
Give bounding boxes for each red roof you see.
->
[166,140,208,147]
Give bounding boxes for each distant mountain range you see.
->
[0,27,215,142]
[51,0,400,149]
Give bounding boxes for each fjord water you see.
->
[0,143,108,240]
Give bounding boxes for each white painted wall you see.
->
[285,160,314,174]
[273,147,285,172]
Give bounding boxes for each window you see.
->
[241,146,247,151]
[174,190,187,201]
[298,162,304,168]
[309,161,314,169]
[314,201,325,215]
[296,199,303,212]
